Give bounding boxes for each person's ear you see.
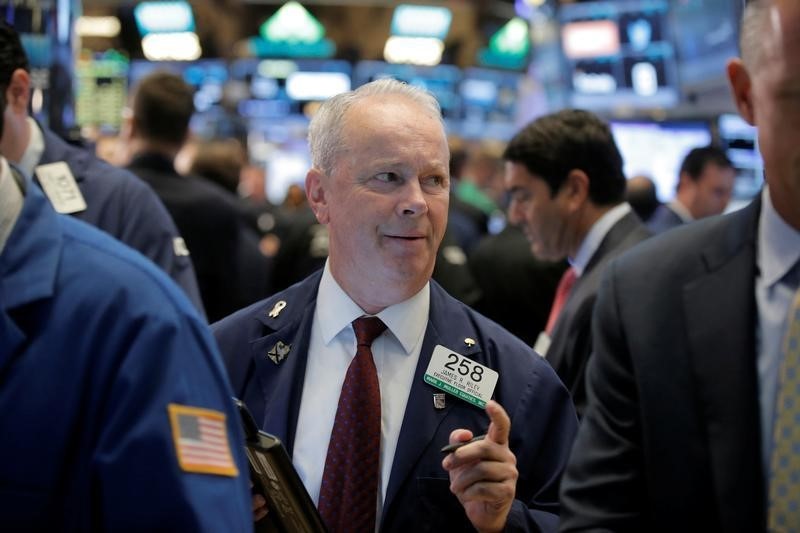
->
[727,58,756,125]
[305,167,330,224]
[6,68,30,115]
[561,169,590,211]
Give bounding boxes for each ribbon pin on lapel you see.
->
[268,300,287,318]
[267,341,291,365]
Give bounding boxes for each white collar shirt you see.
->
[571,202,632,277]
[293,260,429,526]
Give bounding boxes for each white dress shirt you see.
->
[0,158,24,253]
[571,202,632,277]
[18,117,45,179]
[292,260,429,524]
[755,187,800,482]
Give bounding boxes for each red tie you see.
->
[318,316,386,533]
[545,267,577,335]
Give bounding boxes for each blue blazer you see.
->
[0,184,252,531]
[36,125,203,312]
[213,272,579,532]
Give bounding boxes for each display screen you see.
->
[231,58,351,120]
[671,0,741,92]
[611,120,712,202]
[76,56,128,131]
[458,67,522,140]
[558,0,678,109]
[353,60,462,123]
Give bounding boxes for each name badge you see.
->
[36,162,86,214]
[533,331,551,357]
[424,345,498,408]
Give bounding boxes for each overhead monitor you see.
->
[558,0,678,110]
[390,4,452,40]
[458,67,522,140]
[133,1,195,36]
[230,58,352,121]
[671,0,741,93]
[611,120,712,202]
[353,60,462,125]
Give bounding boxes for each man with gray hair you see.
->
[561,1,800,530]
[213,78,578,532]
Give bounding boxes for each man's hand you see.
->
[441,400,518,533]
[251,481,268,522]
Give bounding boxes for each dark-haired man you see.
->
[124,71,266,322]
[504,109,650,414]
[648,145,736,234]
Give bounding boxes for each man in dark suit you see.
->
[213,78,578,532]
[561,1,800,530]
[504,109,650,414]
[124,71,267,322]
[0,21,202,311]
[647,145,736,234]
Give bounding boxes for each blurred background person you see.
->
[648,145,736,234]
[122,71,265,322]
[625,174,661,223]
[504,109,650,414]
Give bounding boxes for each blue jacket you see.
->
[213,271,578,532]
[37,125,204,313]
[0,183,253,532]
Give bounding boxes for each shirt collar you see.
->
[668,199,694,223]
[0,158,24,254]
[18,117,45,179]
[571,202,632,277]
[316,260,430,354]
[758,187,800,288]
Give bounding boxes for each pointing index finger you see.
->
[485,400,511,446]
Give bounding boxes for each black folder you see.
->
[234,398,328,533]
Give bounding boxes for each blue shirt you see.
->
[756,187,800,482]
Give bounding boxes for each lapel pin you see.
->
[267,341,291,365]
[464,338,476,348]
[433,393,446,410]
[268,300,287,318]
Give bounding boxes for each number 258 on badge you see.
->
[424,345,498,408]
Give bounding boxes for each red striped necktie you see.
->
[545,266,577,335]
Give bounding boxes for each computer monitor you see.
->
[671,0,741,93]
[558,0,679,110]
[611,120,712,202]
[353,60,462,126]
[458,67,522,140]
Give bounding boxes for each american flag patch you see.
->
[168,404,238,477]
